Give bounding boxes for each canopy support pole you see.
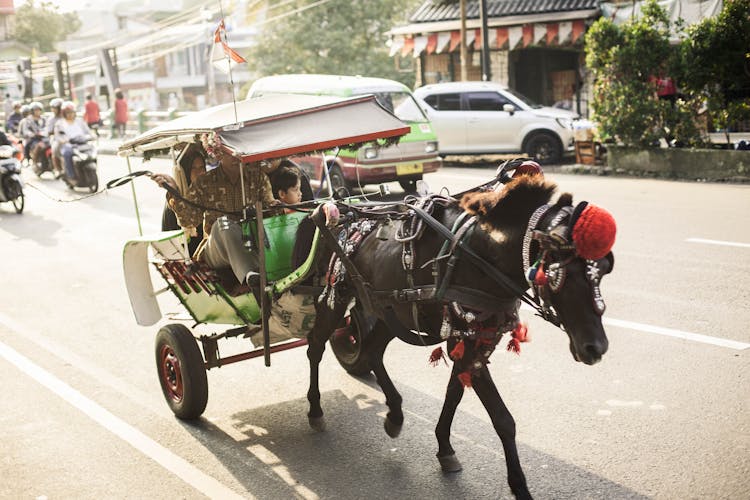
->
[126,156,143,236]
[255,198,271,367]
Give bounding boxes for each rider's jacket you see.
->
[19,116,46,142]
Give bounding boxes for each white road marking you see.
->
[521,305,749,350]
[686,238,750,249]
[602,317,750,350]
[0,339,249,500]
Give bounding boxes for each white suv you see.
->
[413,81,578,164]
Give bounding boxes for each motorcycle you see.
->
[62,135,98,193]
[32,139,54,178]
[0,144,24,213]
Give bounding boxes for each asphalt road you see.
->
[0,155,748,499]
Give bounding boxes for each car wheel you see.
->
[524,133,562,165]
[328,164,350,195]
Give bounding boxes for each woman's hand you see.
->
[149,173,179,191]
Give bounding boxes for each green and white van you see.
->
[247,74,441,192]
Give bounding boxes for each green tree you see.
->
[247,0,421,88]
[585,0,700,147]
[13,0,81,53]
[678,0,750,144]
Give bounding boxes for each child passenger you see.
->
[270,165,302,213]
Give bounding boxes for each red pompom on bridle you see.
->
[571,204,616,260]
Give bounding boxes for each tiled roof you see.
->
[409,0,600,23]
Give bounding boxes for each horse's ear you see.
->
[555,193,573,208]
[460,191,500,216]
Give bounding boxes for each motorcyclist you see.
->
[5,102,22,134]
[19,102,46,165]
[54,101,91,186]
[46,98,64,177]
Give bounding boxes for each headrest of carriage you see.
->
[534,201,616,260]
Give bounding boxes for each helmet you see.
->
[20,104,30,115]
[61,101,76,113]
[30,101,43,112]
[50,97,64,109]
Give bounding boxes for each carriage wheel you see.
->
[330,305,372,376]
[155,324,208,420]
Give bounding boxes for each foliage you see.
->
[584,0,697,147]
[13,0,81,53]
[678,0,750,138]
[246,0,422,89]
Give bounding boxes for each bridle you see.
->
[522,202,609,326]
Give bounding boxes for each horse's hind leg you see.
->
[474,366,532,500]
[366,320,403,437]
[435,364,465,473]
[306,300,348,431]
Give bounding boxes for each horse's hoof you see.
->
[384,417,402,438]
[438,454,463,473]
[308,416,326,432]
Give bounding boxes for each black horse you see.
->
[305,173,615,499]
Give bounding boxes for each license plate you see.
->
[396,163,423,176]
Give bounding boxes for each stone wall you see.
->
[606,147,750,182]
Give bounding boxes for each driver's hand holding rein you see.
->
[150,135,276,287]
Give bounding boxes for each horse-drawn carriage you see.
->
[117,93,616,500]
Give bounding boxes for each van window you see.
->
[423,93,461,111]
[467,91,511,111]
[375,91,428,122]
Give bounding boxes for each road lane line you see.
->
[602,318,750,350]
[520,305,749,350]
[686,238,750,249]
[0,339,249,500]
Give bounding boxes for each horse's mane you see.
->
[460,175,565,228]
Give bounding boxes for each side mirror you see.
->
[503,104,516,116]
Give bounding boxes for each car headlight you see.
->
[556,118,573,129]
[425,141,438,154]
[364,147,378,160]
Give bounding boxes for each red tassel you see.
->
[450,339,465,360]
[507,323,529,354]
[429,346,447,367]
[458,371,473,388]
[534,266,548,286]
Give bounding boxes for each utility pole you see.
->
[459,0,467,81]
[479,0,491,81]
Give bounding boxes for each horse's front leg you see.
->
[435,363,465,472]
[306,300,348,431]
[474,366,532,500]
[365,321,403,437]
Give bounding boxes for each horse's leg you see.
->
[473,366,532,500]
[435,364,465,473]
[306,300,348,431]
[365,321,403,437]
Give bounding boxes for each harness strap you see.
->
[410,205,541,313]
[372,284,518,314]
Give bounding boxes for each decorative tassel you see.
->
[534,265,548,286]
[450,339,465,360]
[507,322,529,354]
[458,371,473,388]
[429,346,447,367]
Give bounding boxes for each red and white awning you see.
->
[391,19,587,57]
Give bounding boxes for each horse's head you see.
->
[461,176,616,365]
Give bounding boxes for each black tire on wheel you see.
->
[11,193,24,214]
[328,164,349,192]
[82,163,98,193]
[398,176,422,192]
[524,132,562,165]
[155,324,208,420]
[330,305,372,376]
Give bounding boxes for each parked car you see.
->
[247,74,441,192]
[413,81,578,164]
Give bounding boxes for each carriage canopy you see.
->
[116,94,411,162]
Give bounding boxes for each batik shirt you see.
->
[169,163,275,238]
